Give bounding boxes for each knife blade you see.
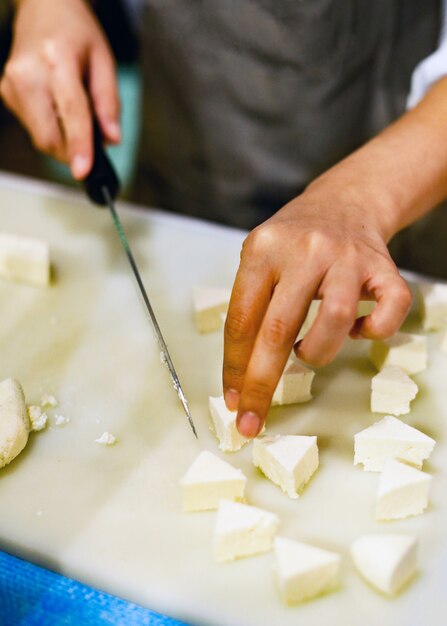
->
[83,121,197,438]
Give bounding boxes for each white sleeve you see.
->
[407,0,447,108]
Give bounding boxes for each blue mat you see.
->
[0,551,189,626]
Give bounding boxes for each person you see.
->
[2,0,447,440]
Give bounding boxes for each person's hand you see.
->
[223,178,412,439]
[0,0,120,179]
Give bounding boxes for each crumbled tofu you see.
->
[369,332,427,375]
[27,405,48,432]
[40,394,58,409]
[193,287,231,334]
[180,450,246,511]
[0,233,50,287]
[376,458,431,521]
[274,537,341,604]
[95,432,117,446]
[213,499,279,563]
[0,378,30,469]
[253,435,318,499]
[418,282,447,331]
[54,414,70,427]
[271,358,315,406]
[354,415,435,472]
[351,534,417,596]
[208,396,249,452]
[371,366,418,416]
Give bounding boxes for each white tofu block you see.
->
[354,415,435,471]
[351,534,417,596]
[213,499,279,562]
[193,287,231,334]
[369,332,427,375]
[376,458,431,521]
[0,378,30,469]
[274,536,341,604]
[418,282,447,330]
[271,359,315,406]
[180,450,246,511]
[253,435,318,499]
[0,233,50,287]
[27,405,48,432]
[371,366,418,416]
[208,395,249,452]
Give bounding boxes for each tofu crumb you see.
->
[54,414,70,427]
[27,405,48,431]
[40,393,58,408]
[95,432,117,446]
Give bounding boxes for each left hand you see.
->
[222,179,412,439]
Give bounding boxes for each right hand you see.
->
[0,0,120,179]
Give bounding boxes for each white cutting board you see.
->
[0,173,446,626]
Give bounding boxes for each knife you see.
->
[83,120,198,438]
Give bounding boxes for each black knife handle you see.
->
[83,119,120,206]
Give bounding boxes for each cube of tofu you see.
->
[271,359,315,406]
[193,287,231,333]
[0,233,50,287]
[418,282,447,331]
[376,458,431,521]
[371,366,418,416]
[274,537,341,604]
[208,396,249,452]
[253,435,318,499]
[0,378,30,469]
[180,450,246,511]
[354,415,435,472]
[213,499,279,563]
[27,405,48,432]
[350,534,417,596]
[369,332,427,375]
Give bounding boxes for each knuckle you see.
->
[223,361,245,384]
[245,379,272,404]
[225,310,254,343]
[326,300,355,325]
[41,38,67,68]
[242,225,277,258]
[262,317,294,348]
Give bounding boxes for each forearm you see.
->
[307,76,447,242]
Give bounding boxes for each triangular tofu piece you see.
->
[274,536,341,604]
[253,435,318,498]
[193,287,231,333]
[376,458,431,520]
[213,499,279,562]
[271,358,315,406]
[351,534,417,596]
[371,366,418,416]
[209,395,255,452]
[0,378,30,469]
[354,415,435,471]
[180,450,246,511]
[418,282,447,331]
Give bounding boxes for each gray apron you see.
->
[132,1,443,276]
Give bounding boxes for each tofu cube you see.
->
[253,435,318,499]
[271,359,315,406]
[180,450,246,511]
[213,499,279,562]
[350,534,417,596]
[418,282,447,330]
[193,287,231,333]
[0,233,50,287]
[369,332,427,375]
[274,536,341,604]
[208,396,249,452]
[371,366,418,416]
[354,415,435,472]
[376,458,431,521]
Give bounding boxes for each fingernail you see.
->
[224,388,240,411]
[238,412,261,438]
[106,121,121,143]
[71,155,90,179]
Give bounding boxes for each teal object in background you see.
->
[0,550,189,626]
[43,64,141,194]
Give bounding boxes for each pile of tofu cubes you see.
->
[182,283,446,605]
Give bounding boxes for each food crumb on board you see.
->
[95,432,117,446]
